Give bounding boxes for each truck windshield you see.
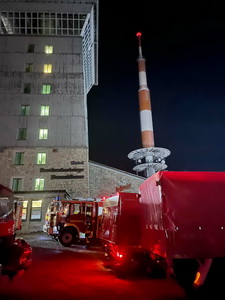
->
[47,201,62,213]
[0,197,13,219]
[62,203,70,215]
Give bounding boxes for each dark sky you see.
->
[87,1,225,175]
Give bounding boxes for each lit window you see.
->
[17,128,27,140]
[22,201,28,221]
[42,84,51,94]
[43,64,52,73]
[45,45,53,54]
[15,152,24,165]
[23,83,31,93]
[35,179,44,191]
[25,63,33,72]
[27,44,34,53]
[39,129,48,140]
[31,200,42,220]
[12,178,23,192]
[37,153,46,164]
[40,106,49,116]
[20,105,30,116]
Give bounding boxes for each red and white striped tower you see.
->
[128,32,170,177]
[136,31,154,148]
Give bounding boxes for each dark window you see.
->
[12,178,23,191]
[23,83,31,94]
[20,105,30,115]
[15,152,25,165]
[17,128,27,140]
[25,63,33,72]
[27,44,34,53]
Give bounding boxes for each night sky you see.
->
[87,1,225,175]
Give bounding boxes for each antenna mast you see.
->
[128,32,171,177]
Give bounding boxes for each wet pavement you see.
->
[16,231,102,253]
[0,232,188,300]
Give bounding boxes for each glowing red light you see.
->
[116,252,123,258]
[136,32,142,37]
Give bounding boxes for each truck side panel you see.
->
[100,193,141,248]
[140,171,225,260]
[161,171,225,259]
[139,172,166,257]
[116,193,142,247]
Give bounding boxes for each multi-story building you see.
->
[0,0,145,232]
[0,0,98,198]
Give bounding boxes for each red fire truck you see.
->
[0,184,32,279]
[99,192,146,273]
[99,171,225,294]
[43,198,103,247]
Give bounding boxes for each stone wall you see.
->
[0,147,89,196]
[89,161,145,198]
[16,161,146,233]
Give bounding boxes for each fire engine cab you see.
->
[43,198,103,247]
[0,184,32,279]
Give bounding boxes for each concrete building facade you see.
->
[0,0,145,233]
[0,0,98,196]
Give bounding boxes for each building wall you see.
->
[0,1,146,235]
[0,147,89,195]
[0,34,89,193]
[89,161,145,198]
[0,24,91,195]
[17,161,145,233]
[0,35,88,148]
[0,0,98,194]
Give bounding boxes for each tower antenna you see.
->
[128,32,171,177]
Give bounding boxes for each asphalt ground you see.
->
[0,232,188,300]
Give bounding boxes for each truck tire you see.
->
[58,228,78,247]
[173,258,199,295]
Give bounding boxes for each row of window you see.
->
[27,44,53,54]
[20,105,49,116]
[25,46,53,97]
[25,63,53,73]
[23,83,52,94]
[17,128,48,140]
[15,152,46,165]
[25,46,52,98]
[15,37,50,191]
[22,200,42,221]
[19,104,50,140]
[1,11,86,36]
[23,63,53,74]
[13,177,45,192]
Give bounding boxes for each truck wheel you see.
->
[58,228,78,247]
[173,258,199,295]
